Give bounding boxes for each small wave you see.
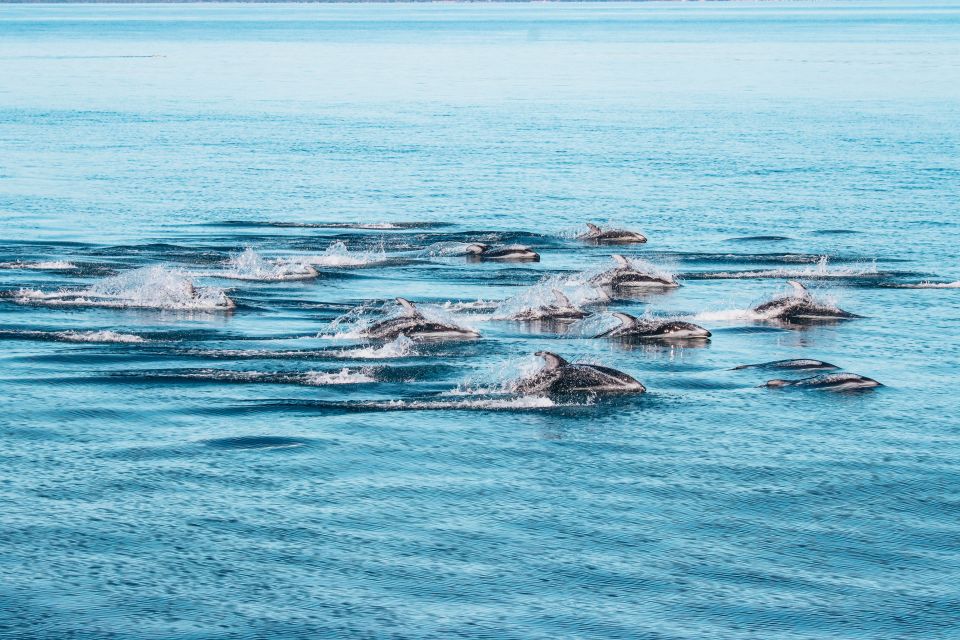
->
[202,436,309,450]
[11,265,234,311]
[211,248,317,281]
[0,260,78,270]
[303,368,376,385]
[0,329,147,344]
[303,241,386,267]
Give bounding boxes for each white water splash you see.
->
[325,299,479,340]
[338,335,418,359]
[303,241,386,267]
[492,274,601,320]
[14,265,234,310]
[214,248,317,281]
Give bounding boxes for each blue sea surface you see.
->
[1,2,959,638]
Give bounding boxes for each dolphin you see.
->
[514,351,646,396]
[465,243,540,262]
[590,255,679,290]
[578,223,648,245]
[510,289,589,322]
[733,358,839,371]
[764,372,881,391]
[360,298,480,341]
[596,312,711,340]
[753,281,861,322]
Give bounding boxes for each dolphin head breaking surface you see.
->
[513,351,646,396]
[360,298,480,341]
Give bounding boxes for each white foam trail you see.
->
[0,260,77,270]
[163,368,376,385]
[696,256,878,279]
[303,241,386,267]
[13,265,234,310]
[56,330,146,343]
[894,281,960,289]
[371,396,557,410]
[694,308,762,322]
[303,368,376,385]
[213,248,317,281]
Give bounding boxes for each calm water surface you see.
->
[1,2,959,638]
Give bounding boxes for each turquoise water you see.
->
[2,2,960,638]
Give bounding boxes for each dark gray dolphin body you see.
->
[465,243,540,262]
[578,223,648,245]
[734,359,839,371]
[361,298,480,341]
[590,255,679,290]
[764,372,881,391]
[510,289,589,322]
[515,351,646,396]
[753,281,860,322]
[596,312,711,340]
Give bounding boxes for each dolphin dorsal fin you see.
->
[586,223,601,233]
[395,297,420,317]
[611,312,638,328]
[787,280,809,297]
[536,351,568,371]
[612,254,630,267]
[552,289,573,308]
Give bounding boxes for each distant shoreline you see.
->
[0,0,774,3]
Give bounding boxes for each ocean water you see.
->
[1,2,959,638]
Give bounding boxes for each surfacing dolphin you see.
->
[509,289,589,322]
[764,372,881,391]
[515,351,646,396]
[733,359,839,371]
[590,255,679,291]
[465,243,540,262]
[753,281,861,322]
[361,298,480,341]
[596,312,711,340]
[578,223,648,245]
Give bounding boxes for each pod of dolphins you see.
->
[6,221,881,398]
[355,223,880,397]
